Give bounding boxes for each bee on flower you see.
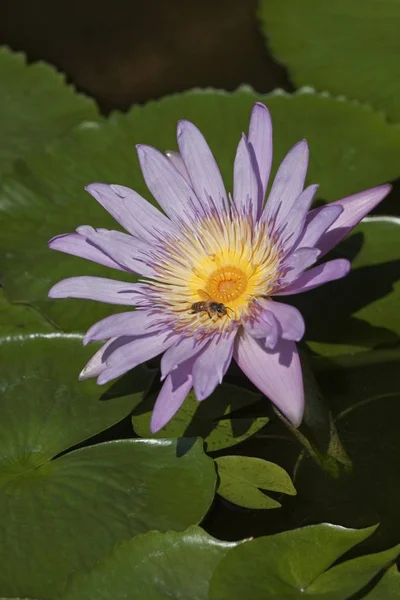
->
[48,103,390,432]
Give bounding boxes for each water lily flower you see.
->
[48,103,391,432]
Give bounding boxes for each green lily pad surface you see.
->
[215,455,296,509]
[259,0,400,121]
[0,47,99,173]
[0,334,216,598]
[209,523,399,599]
[62,526,239,600]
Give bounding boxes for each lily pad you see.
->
[364,564,400,599]
[0,335,216,598]
[132,383,269,450]
[62,526,239,600]
[209,523,399,599]
[0,47,99,173]
[258,0,400,122]
[0,288,55,340]
[1,89,400,332]
[215,455,296,509]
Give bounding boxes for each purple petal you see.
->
[234,330,304,426]
[85,183,176,241]
[49,276,147,305]
[177,120,227,211]
[97,332,174,385]
[280,247,321,285]
[76,226,156,278]
[150,359,194,433]
[49,232,126,271]
[233,134,261,221]
[263,140,309,227]
[315,184,392,257]
[276,258,351,295]
[296,205,343,249]
[248,102,273,209]
[137,144,199,223]
[165,151,192,185]
[279,184,319,251]
[243,309,279,349]
[259,299,305,341]
[79,338,115,380]
[161,335,209,380]
[192,331,236,401]
[84,310,163,345]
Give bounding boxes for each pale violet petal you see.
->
[49,276,146,305]
[177,119,227,211]
[263,140,309,227]
[296,205,343,249]
[259,299,305,342]
[192,331,236,401]
[97,332,174,385]
[248,102,273,209]
[234,330,304,426]
[165,151,192,185]
[75,226,157,278]
[150,359,194,433]
[84,311,163,345]
[315,184,392,257]
[49,232,126,271]
[137,144,199,223]
[233,134,260,221]
[276,259,351,295]
[243,309,279,350]
[85,182,176,241]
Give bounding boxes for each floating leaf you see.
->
[209,523,396,599]
[1,89,400,331]
[132,384,268,450]
[0,335,216,598]
[62,526,239,600]
[215,455,296,509]
[0,47,99,172]
[364,564,400,599]
[259,0,400,122]
[0,288,55,340]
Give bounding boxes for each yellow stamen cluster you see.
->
[152,211,281,332]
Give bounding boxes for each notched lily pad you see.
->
[215,455,296,509]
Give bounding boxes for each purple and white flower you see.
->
[48,103,391,432]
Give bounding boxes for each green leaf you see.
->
[1,89,400,332]
[0,288,55,340]
[294,217,400,357]
[293,348,400,553]
[0,47,99,172]
[132,384,269,451]
[0,335,216,598]
[62,526,238,600]
[209,523,379,599]
[364,564,400,599]
[306,544,400,598]
[0,335,148,460]
[0,438,216,599]
[258,0,400,122]
[215,455,296,509]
